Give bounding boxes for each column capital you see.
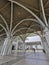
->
[43,27,49,35]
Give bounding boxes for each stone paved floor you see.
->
[13,53,49,65]
[0,52,49,65]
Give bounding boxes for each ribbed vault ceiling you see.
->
[0,0,49,37]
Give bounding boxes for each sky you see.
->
[25,35,41,43]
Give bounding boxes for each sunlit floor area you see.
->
[13,53,49,65]
[0,52,49,65]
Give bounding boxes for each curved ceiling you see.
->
[0,0,49,37]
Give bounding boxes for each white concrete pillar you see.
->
[42,37,48,53]
[11,41,18,56]
[14,41,18,55]
[1,37,12,56]
[43,27,49,53]
[7,38,12,55]
[22,40,26,55]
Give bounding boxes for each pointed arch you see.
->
[9,0,45,28]
[13,24,41,36]
[12,18,43,34]
[13,27,34,36]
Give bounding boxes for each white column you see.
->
[1,37,12,56]
[22,40,26,55]
[7,37,12,55]
[44,27,49,46]
[15,41,18,55]
[43,27,49,53]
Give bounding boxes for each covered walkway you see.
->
[0,0,49,65]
